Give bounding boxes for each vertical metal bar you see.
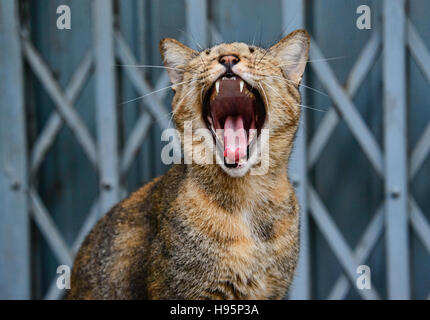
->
[383,0,410,299]
[137,0,152,185]
[93,0,120,215]
[0,0,30,299]
[137,0,147,66]
[185,0,208,48]
[283,0,310,300]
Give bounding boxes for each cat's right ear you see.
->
[159,38,197,85]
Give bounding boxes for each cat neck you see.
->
[186,162,290,213]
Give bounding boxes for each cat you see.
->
[68,29,310,299]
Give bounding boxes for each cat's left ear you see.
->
[269,29,310,85]
[159,38,198,85]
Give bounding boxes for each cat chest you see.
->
[209,214,285,298]
[176,207,292,298]
[208,233,283,299]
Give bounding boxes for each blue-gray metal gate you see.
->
[1,0,429,299]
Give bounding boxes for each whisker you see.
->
[259,55,349,72]
[295,104,327,112]
[159,110,174,127]
[147,88,196,128]
[118,78,199,106]
[307,56,349,63]
[115,64,184,71]
[168,86,198,128]
[296,83,328,97]
[257,82,269,107]
[175,28,209,71]
[260,80,327,113]
[167,109,176,130]
[251,20,262,47]
[166,85,200,129]
[198,55,208,70]
[176,28,204,51]
[261,74,328,97]
[256,46,272,67]
[115,64,199,74]
[177,85,197,109]
[150,109,179,130]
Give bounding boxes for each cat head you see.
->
[159,30,310,177]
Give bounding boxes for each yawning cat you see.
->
[68,29,310,299]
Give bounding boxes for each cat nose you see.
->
[219,55,240,67]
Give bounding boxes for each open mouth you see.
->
[203,74,266,168]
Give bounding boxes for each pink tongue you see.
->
[223,115,247,164]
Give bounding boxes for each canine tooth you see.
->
[240,80,244,92]
[215,81,220,94]
[222,76,227,80]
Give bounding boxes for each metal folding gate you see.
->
[1,0,429,299]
